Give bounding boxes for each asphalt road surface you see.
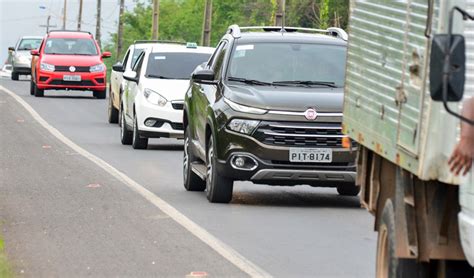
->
[0,78,376,277]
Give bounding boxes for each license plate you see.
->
[289,148,332,163]
[63,75,81,82]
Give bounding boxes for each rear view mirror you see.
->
[192,69,215,83]
[30,49,40,56]
[112,62,124,72]
[8,47,15,52]
[429,34,465,102]
[102,51,112,58]
[123,71,138,83]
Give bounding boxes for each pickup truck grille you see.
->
[253,121,345,148]
[54,66,90,72]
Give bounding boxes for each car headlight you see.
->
[224,98,267,115]
[40,62,55,72]
[227,119,260,135]
[90,63,105,72]
[144,88,167,106]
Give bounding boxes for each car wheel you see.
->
[11,72,19,81]
[107,92,119,124]
[183,127,206,191]
[132,115,148,149]
[206,136,233,203]
[30,80,35,95]
[34,83,44,97]
[336,183,360,196]
[93,90,106,99]
[120,107,133,145]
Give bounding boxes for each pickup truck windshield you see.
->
[145,52,211,79]
[227,42,347,87]
[44,38,98,55]
[18,38,42,50]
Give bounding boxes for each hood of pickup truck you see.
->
[224,83,344,112]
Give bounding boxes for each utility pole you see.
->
[151,0,159,40]
[96,0,102,48]
[116,0,125,58]
[77,0,83,31]
[201,0,212,46]
[62,0,67,30]
[39,15,57,33]
[274,0,286,27]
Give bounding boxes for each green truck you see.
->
[343,1,474,277]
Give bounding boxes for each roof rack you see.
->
[48,30,92,35]
[133,40,185,45]
[226,25,348,41]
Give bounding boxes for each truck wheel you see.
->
[377,200,428,278]
[11,72,19,81]
[206,136,233,203]
[34,83,44,97]
[132,115,148,149]
[183,127,206,191]
[120,108,133,145]
[107,92,119,123]
[30,80,35,95]
[93,90,106,99]
[337,183,360,196]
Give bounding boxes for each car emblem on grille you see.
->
[69,66,76,72]
[304,108,318,120]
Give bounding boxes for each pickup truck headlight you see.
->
[40,62,55,72]
[227,119,260,135]
[144,88,167,106]
[90,63,105,72]
[224,98,267,115]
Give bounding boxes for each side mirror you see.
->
[102,51,112,58]
[429,34,465,102]
[112,62,124,72]
[30,49,40,56]
[8,47,14,52]
[192,69,215,83]
[123,71,138,83]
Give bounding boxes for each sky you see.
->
[0,0,139,64]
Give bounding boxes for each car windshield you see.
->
[44,38,98,55]
[227,42,347,87]
[145,52,211,79]
[18,38,42,50]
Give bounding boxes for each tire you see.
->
[93,90,106,99]
[183,127,206,191]
[206,136,233,203]
[34,83,44,97]
[11,72,19,81]
[107,92,119,123]
[132,115,148,149]
[377,200,428,278]
[30,80,35,95]
[337,183,360,196]
[120,107,133,145]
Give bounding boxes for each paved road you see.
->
[0,78,376,277]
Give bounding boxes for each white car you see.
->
[0,64,12,79]
[120,43,214,149]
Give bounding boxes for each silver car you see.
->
[8,36,43,80]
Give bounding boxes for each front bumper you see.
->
[36,70,106,91]
[214,128,357,187]
[136,94,184,139]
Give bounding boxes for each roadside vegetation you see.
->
[103,0,349,70]
[0,236,13,277]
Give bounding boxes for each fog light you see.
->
[231,154,258,171]
[145,119,157,127]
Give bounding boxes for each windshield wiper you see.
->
[228,77,273,86]
[272,80,338,88]
[146,74,172,79]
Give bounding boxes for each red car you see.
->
[30,30,111,98]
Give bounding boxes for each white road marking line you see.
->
[0,85,272,278]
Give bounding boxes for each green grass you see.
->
[0,236,13,278]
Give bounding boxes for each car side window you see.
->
[122,50,130,68]
[212,42,228,78]
[133,52,145,77]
